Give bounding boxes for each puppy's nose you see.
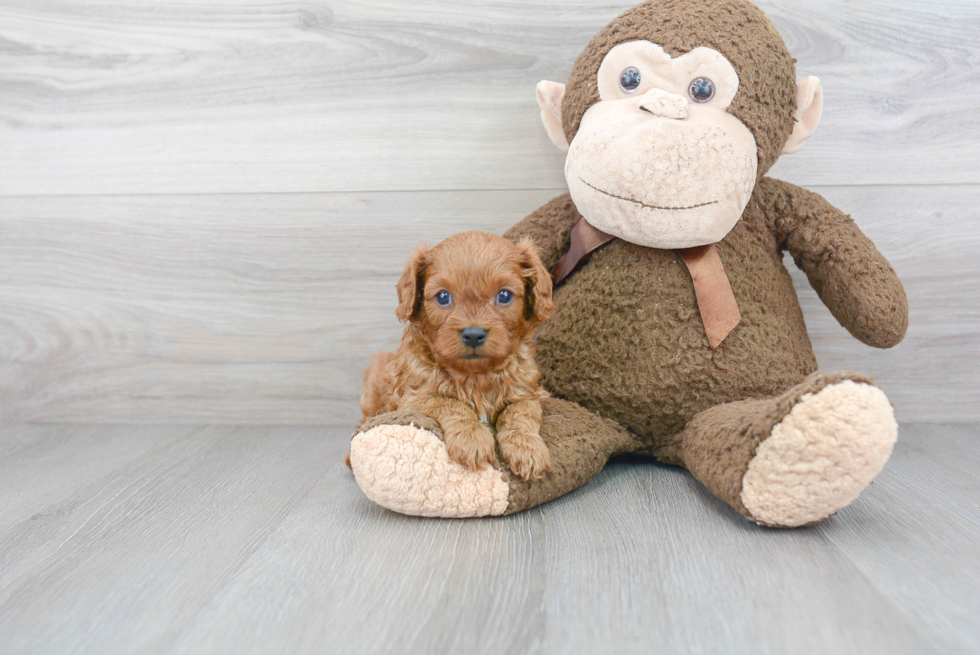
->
[460,327,488,348]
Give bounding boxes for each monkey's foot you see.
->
[349,415,509,518]
[349,399,634,518]
[740,379,897,527]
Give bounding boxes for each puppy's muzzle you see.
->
[460,327,488,348]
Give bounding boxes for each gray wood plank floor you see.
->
[0,424,976,655]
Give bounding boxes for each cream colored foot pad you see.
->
[741,381,897,527]
[349,424,509,518]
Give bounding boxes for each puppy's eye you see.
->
[435,290,452,306]
[496,289,514,305]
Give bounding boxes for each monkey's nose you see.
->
[460,327,488,348]
[639,88,688,120]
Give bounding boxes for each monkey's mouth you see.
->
[580,178,719,211]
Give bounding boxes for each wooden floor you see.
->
[0,423,976,654]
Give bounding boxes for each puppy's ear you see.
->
[395,244,429,323]
[516,237,554,327]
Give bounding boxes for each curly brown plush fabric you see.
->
[500,178,905,517]
[771,184,909,347]
[358,409,444,438]
[505,177,907,460]
[562,0,797,178]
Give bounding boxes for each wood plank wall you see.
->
[1,1,977,424]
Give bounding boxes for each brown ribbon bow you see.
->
[552,218,741,349]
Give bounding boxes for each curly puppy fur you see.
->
[358,231,555,481]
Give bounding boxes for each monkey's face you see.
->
[536,1,822,249]
[564,41,757,249]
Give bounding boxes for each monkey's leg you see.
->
[667,371,898,527]
[348,398,640,517]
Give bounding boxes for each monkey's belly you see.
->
[534,238,817,445]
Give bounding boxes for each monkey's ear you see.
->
[782,76,824,155]
[536,81,569,153]
[395,244,429,323]
[516,238,554,327]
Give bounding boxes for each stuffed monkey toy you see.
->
[349,0,908,527]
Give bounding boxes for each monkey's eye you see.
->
[688,77,715,103]
[496,289,514,306]
[435,290,452,306]
[619,67,642,93]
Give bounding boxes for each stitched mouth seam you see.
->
[580,178,719,211]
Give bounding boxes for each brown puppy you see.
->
[357,231,554,480]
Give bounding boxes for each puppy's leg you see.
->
[408,396,496,471]
[496,399,551,481]
[351,350,397,468]
[360,350,396,421]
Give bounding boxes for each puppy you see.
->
[355,231,554,480]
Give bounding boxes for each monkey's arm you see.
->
[762,178,908,348]
[504,193,582,270]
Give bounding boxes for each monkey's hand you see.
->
[766,178,908,348]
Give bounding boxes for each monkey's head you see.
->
[537,0,823,249]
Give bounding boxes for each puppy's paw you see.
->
[499,432,551,481]
[444,422,497,471]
